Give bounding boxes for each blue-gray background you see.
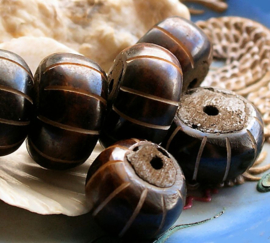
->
[191,0,270,28]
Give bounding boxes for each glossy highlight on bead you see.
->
[163,87,264,185]
[138,16,213,92]
[27,53,108,170]
[85,138,186,239]
[100,43,183,147]
[0,49,34,156]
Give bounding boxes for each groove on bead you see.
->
[153,195,167,237]
[223,137,232,182]
[0,138,25,149]
[42,62,107,79]
[192,136,207,181]
[0,85,33,104]
[44,86,107,105]
[86,160,124,189]
[119,188,148,237]
[93,182,131,218]
[154,26,195,68]
[0,117,30,126]
[28,138,86,164]
[112,106,171,130]
[37,116,100,135]
[126,55,183,75]
[246,129,258,158]
[120,86,179,106]
[254,116,264,130]
[0,56,34,82]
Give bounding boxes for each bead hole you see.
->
[203,105,219,116]
[132,146,140,152]
[150,156,163,170]
[192,124,198,129]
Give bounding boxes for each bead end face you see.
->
[125,142,177,188]
[179,87,249,134]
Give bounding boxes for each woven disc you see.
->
[197,17,270,140]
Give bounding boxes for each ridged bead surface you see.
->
[27,53,108,170]
[0,49,34,156]
[85,138,186,239]
[163,87,264,185]
[138,17,213,92]
[100,43,183,147]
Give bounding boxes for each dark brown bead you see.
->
[162,87,264,185]
[100,43,183,147]
[138,16,213,92]
[0,50,34,156]
[85,138,186,239]
[27,53,108,170]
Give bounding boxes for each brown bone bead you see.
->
[0,49,34,156]
[100,43,183,147]
[163,87,264,185]
[85,138,186,239]
[138,16,213,92]
[27,53,108,170]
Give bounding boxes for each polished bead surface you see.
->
[138,16,213,92]
[0,49,34,156]
[163,87,264,185]
[27,53,108,170]
[100,43,183,147]
[85,138,186,239]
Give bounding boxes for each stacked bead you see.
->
[0,50,34,156]
[27,53,108,170]
[0,16,265,241]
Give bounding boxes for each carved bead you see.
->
[27,53,108,170]
[100,43,183,147]
[138,16,213,92]
[163,87,264,185]
[85,138,186,239]
[0,50,34,156]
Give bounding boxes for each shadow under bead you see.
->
[100,43,183,147]
[85,138,186,240]
[138,16,213,92]
[27,53,108,170]
[162,87,264,185]
[0,49,34,156]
